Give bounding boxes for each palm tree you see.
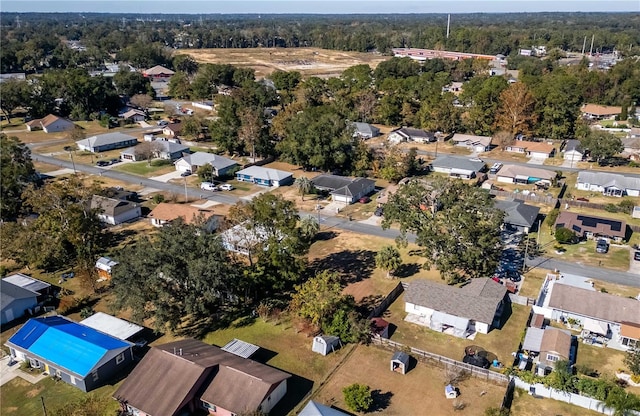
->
[295,176,313,201]
[375,245,402,279]
[299,215,320,243]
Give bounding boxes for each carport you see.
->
[431,311,469,338]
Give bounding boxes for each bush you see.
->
[555,227,576,244]
[343,383,373,412]
[152,194,165,204]
[619,198,635,213]
[604,203,619,213]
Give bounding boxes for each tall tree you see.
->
[209,96,241,154]
[237,107,264,161]
[290,270,345,328]
[294,176,313,201]
[111,220,240,335]
[0,78,27,120]
[494,82,537,137]
[580,130,624,161]
[375,245,403,278]
[382,177,504,283]
[0,135,36,220]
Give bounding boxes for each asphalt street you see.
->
[526,256,640,288]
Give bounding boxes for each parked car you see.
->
[596,239,609,254]
[180,170,192,177]
[374,206,383,217]
[110,158,121,164]
[506,270,522,282]
[96,160,109,167]
[157,120,169,126]
[200,182,218,191]
[219,184,234,191]
[635,251,640,261]
[359,196,371,203]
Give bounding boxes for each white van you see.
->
[200,182,218,191]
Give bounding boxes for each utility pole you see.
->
[522,236,529,273]
[581,36,587,55]
[589,34,595,56]
[184,176,188,202]
[537,219,542,247]
[41,396,48,416]
[64,146,76,174]
[446,14,451,39]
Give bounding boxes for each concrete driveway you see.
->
[150,170,183,183]
[629,247,640,275]
[0,355,46,386]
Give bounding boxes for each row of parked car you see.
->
[200,182,234,191]
[96,158,121,167]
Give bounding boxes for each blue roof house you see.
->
[6,316,134,392]
[235,165,293,187]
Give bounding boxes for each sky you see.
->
[2,0,639,14]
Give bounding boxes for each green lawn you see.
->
[385,295,530,366]
[0,376,120,415]
[112,161,175,176]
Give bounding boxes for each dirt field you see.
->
[182,47,389,79]
[312,344,506,415]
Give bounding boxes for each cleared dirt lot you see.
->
[182,47,389,79]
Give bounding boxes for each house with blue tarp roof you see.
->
[6,316,134,392]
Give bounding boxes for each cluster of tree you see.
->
[2,13,640,74]
[0,135,36,220]
[382,177,504,283]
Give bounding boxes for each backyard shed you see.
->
[370,317,390,339]
[390,351,410,374]
[445,384,458,399]
[312,335,341,356]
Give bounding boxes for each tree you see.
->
[290,270,344,328]
[494,82,537,137]
[0,135,36,220]
[546,360,577,393]
[134,141,164,165]
[493,130,515,151]
[113,69,152,97]
[299,215,320,243]
[624,346,640,377]
[237,107,264,161]
[209,96,241,154]
[168,71,192,99]
[461,76,508,135]
[294,176,313,201]
[0,78,27,120]
[555,227,576,244]
[580,130,624,161]
[111,219,240,335]
[603,387,640,416]
[343,383,373,412]
[382,177,504,283]
[546,208,560,231]
[130,93,153,110]
[173,54,199,75]
[375,245,402,278]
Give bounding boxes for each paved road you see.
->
[526,256,640,288]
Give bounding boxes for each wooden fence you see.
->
[367,282,405,319]
[372,337,510,386]
[489,189,558,206]
[508,293,535,306]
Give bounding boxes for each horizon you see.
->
[2,1,639,14]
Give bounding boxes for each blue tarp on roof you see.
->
[9,316,130,376]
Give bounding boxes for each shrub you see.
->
[555,227,575,244]
[343,383,373,412]
[619,198,635,213]
[604,203,619,213]
[152,194,165,204]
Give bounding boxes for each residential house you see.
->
[404,278,508,338]
[6,316,134,392]
[451,133,493,153]
[77,132,138,153]
[495,200,540,233]
[148,203,222,231]
[113,338,290,416]
[300,400,350,416]
[576,171,640,197]
[387,127,435,144]
[505,140,555,159]
[495,164,555,185]
[621,137,640,160]
[91,195,141,225]
[25,114,75,133]
[235,165,293,187]
[534,280,640,351]
[628,127,640,139]
[174,152,238,177]
[143,65,174,82]
[1,281,39,325]
[120,141,190,161]
[442,82,464,95]
[430,155,485,180]
[311,174,376,205]
[95,257,118,280]
[121,109,146,123]
[581,104,622,120]
[80,312,143,342]
[522,327,573,374]
[2,273,51,302]
[163,122,183,138]
[351,122,381,139]
[554,211,627,242]
[562,140,584,164]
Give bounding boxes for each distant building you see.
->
[26,114,75,133]
[76,132,138,153]
[581,104,622,120]
[143,65,174,82]
[393,48,496,61]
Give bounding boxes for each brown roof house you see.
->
[554,211,627,242]
[505,140,555,159]
[539,281,640,351]
[26,114,75,133]
[404,278,508,338]
[581,104,622,120]
[143,65,174,82]
[522,327,573,374]
[148,203,222,231]
[114,339,290,416]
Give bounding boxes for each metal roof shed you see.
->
[391,351,411,374]
[80,312,143,341]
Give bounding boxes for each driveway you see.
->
[629,247,640,275]
[527,157,546,165]
[149,170,184,183]
[0,355,46,386]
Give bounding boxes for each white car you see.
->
[200,182,218,191]
[219,184,234,191]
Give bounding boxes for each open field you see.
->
[182,47,389,79]
[312,344,506,415]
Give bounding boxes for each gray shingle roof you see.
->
[577,171,640,192]
[236,165,292,181]
[179,152,237,170]
[564,140,583,153]
[352,122,380,137]
[430,155,485,173]
[404,278,506,324]
[77,132,137,148]
[495,200,540,228]
[548,283,640,324]
[1,281,38,308]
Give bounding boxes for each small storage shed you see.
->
[390,351,410,374]
[445,384,458,399]
[312,335,341,356]
[371,317,390,339]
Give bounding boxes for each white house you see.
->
[311,174,376,205]
[174,152,238,177]
[77,133,138,153]
[121,109,146,122]
[496,164,555,185]
[563,140,584,164]
[430,155,485,180]
[576,171,640,197]
[148,203,221,231]
[91,195,141,225]
[235,166,293,187]
[351,122,381,139]
[505,140,555,159]
[404,278,507,338]
[387,127,435,144]
[26,114,75,133]
[451,133,493,153]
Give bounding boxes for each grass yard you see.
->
[385,297,530,367]
[312,344,507,415]
[112,161,175,176]
[0,375,120,415]
[510,387,602,416]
